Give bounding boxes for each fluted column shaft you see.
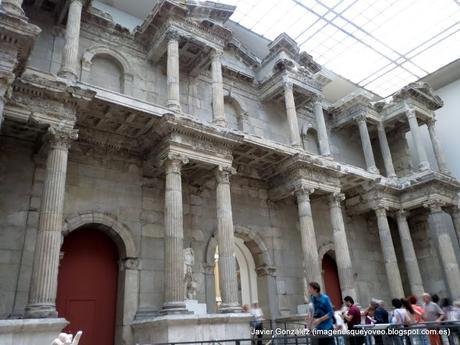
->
[427,120,449,174]
[166,32,181,112]
[328,193,357,299]
[374,207,405,298]
[395,210,424,296]
[355,115,378,174]
[58,0,83,80]
[215,166,241,312]
[284,82,302,148]
[427,203,460,300]
[377,122,396,177]
[447,207,460,246]
[25,127,77,318]
[406,108,429,171]
[211,50,226,127]
[2,0,25,16]
[295,188,322,285]
[313,96,331,156]
[162,155,188,313]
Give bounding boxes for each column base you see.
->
[213,118,227,127]
[418,162,430,171]
[368,166,380,174]
[167,102,181,113]
[1,2,26,18]
[292,143,303,149]
[57,68,78,81]
[160,301,190,315]
[321,153,333,160]
[218,302,242,313]
[24,303,58,319]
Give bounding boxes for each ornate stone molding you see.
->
[329,192,345,206]
[255,264,276,277]
[122,257,140,270]
[294,185,314,200]
[423,199,445,213]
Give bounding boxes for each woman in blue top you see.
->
[307,282,335,345]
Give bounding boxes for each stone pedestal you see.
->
[355,114,379,174]
[0,318,68,345]
[283,82,302,148]
[395,210,424,296]
[162,155,188,314]
[377,122,396,178]
[374,207,405,298]
[211,49,226,127]
[406,108,429,171]
[25,126,77,318]
[57,0,83,80]
[329,193,357,299]
[131,313,252,344]
[313,96,331,156]
[215,166,241,312]
[295,187,321,285]
[185,300,207,315]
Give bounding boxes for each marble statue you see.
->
[184,247,198,300]
[51,331,82,345]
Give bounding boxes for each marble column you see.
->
[166,31,181,112]
[406,107,430,171]
[313,96,331,156]
[2,0,25,17]
[295,187,322,285]
[427,119,449,174]
[395,210,424,296]
[215,166,241,312]
[328,192,357,299]
[283,82,302,148]
[377,122,396,178]
[25,126,77,318]
[57,0,83,80]
[211,49,226,127]
[427,202,460,300]
[354,114,379,174]
[162,155,188,314]
[374,207,405,298]
[446,206,460,246]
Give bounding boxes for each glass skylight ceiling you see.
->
[221,0,460,97]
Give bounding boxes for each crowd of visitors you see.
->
[247,281,460,345]
[301,281,460,345]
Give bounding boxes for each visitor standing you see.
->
[343,296,364,345]
[307,282,335,345]
[422,293,445,345]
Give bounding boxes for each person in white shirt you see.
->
[250,301,264,345]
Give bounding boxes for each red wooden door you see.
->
[56,229,119,345]
[322,253,343,309]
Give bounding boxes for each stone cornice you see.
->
[0,10,41,75]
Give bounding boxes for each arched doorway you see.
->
[56,228,119,345]
[322,252,342,308]
[214,237,259,307]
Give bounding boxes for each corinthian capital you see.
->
[329,192,345,206]
[295,185,314,200]
[423,199,445,213]
[164,153,189,174]
[47,125,78,149]
[165,29,181,42]
[210,49,223,60]
[312,94,323,105]
[353,112,367,123]
[215,165,236,184]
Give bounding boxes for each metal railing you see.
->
[144,320,460,345]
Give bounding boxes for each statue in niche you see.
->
[184,247,198,300]
[51,331,82,345]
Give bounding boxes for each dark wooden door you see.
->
[322,253,343,309]
[56,229,119,345]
